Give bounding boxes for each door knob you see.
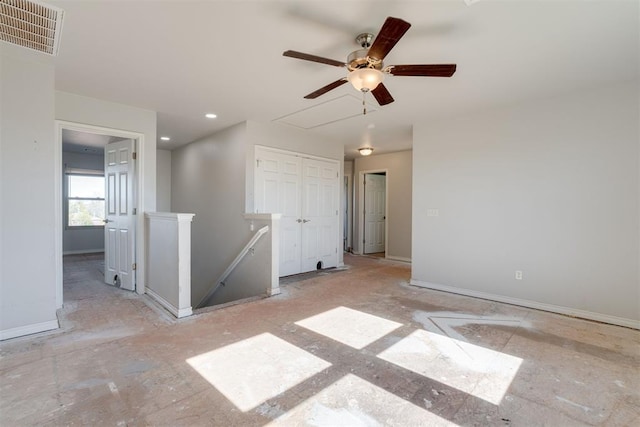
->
[303,219,311,223]
[103,219,111,223]
[296,218,302,223]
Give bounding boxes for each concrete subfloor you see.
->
[1,253,638,426]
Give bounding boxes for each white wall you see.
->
[0,47,58,339]
[354,150,413,261]
[156,149,172,212]
[412,82,639,326]
[55,91,157,294]
[62,150,105,254]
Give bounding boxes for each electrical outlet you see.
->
[515,270,523,280]
[427,209,439,217]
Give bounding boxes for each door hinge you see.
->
[336,210,338,215]
[132,263,137,271]
[256,159,261,168]
[133,208,137,215]
[336,171,338,178]
[132,152,137,160]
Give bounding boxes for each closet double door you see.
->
[255,147,339,277]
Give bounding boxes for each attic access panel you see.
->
[274,94,377,130]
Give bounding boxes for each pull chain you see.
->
[362,91,367,115]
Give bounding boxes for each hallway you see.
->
[0,254,638,426]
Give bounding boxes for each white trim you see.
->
[64,167,103,175]
[386,255,411,263]
[55,120,146,307]
[63,249,104,255]
[244,213,282,220]
[254,144,338,163]
[410,279,640,330]
[145,212,195,222]
[0,320,59,341]
[146,288,192,319]
[55,123,63,309]
[359,169,389,255]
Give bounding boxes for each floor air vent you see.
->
[0,0,64,56]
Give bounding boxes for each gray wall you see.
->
[1,46,58,338]
[171,121,344,306]
[63,150,105,254]
[412,81,639,324]
[156,149,171,212]
[354,150,413,261]
[171,123,249,306]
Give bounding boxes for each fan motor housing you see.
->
[347,49,383,71]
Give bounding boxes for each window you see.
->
[66,173,105,227]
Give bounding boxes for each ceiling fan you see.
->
[283,17,457,107]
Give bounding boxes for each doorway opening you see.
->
[358,170,388,257]
[55,122,144,308]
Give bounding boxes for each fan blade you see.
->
[283,50,345,67]
[304,78,348,99]
[367,17,411,61]
[389,64,457,77]
[371,83,395,106]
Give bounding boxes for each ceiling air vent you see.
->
[0,0,64,56]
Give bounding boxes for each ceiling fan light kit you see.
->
[283,16,457,109]
[348,68,384,92]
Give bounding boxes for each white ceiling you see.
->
[46,0,638,159]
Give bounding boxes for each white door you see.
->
[255,149,303,276]
[364,173,386,254]
[255,147,339,276]
[301,158,339,271]
[104,139,136,290]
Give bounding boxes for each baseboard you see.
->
[410,279,640,330]
[146,288,192,319]
[386,256,411,263]
[63,249,104,255]
[0,320,59,341]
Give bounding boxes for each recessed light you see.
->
[205,113,217,119]
[160,136,171,141]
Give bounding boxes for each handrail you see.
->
[197,225,270,309]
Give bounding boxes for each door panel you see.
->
[104,139,136,290]
[364,173,386,254]
[255,148,339,276]
[301,158,339,272]
[255,148,302,276]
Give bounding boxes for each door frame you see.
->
[55,120,146,308]
[357,169,389,256]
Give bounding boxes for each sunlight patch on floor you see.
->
[377,329,522,405]
[186,333,331,412]
[295,306,403,349]
[266,374,457,426]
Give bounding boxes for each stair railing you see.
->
[197,225,269,308]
